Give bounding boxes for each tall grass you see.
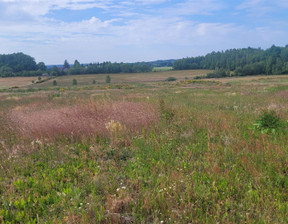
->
[8,101,159,141]
[0,75,288,223]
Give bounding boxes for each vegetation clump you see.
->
[72,79,77,85]
[165,76,177,81]
[105,75,111,83]
[251,110,287,134]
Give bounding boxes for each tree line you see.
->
[2,45,288,77]
[0,53,47,77]
[49,60,153,76]
[173,45,288,76]
[0,53,153,77]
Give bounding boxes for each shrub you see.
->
[93,80,96,84]
[205,69,229,78]
[72,79,77,85]
[251,110,286,134]
[165,77,177,81]
[106,75,111,83]
[52,80,57,86]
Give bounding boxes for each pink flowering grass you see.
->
[8,101,159,140]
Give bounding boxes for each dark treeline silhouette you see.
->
[0,53,46,77]
[67,61,152,75]
[2,45,288,77]
[0,53,153,77]
[173,45,288,76]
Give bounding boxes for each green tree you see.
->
[37,62,47,71]
[73,60,81,68]
[63,60,70,69]
[0,66,14,77]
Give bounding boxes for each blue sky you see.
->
[0,0,288,64]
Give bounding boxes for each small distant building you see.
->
[42,73,49,77]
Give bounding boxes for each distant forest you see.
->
[0,53,154,77]
[173,45,288,76]
[1,45,288,77]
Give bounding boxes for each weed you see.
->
[251,110,286,134]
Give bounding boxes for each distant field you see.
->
[2,69,211,89]
[0,70,213,90]
[152,66,173,72]
[0,77,35,90]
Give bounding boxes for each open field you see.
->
[0,77,35,90]
[0,69,212,90]
[0,71,288,223]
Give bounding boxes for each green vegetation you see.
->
[72,79,77,85]
[165,76,177,81]
[105,75,111,84]
[153,66,173,72]
[195,69,230,79]
[251,110,287,134]
[0,53,46,77]
[2,44,288,78]
[0,70,287,223]
[174,45,288,76]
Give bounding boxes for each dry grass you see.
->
[8,101,159,140]
[0,77,35,89]
[33,70,212,88]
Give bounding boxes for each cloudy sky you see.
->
[0,0,288,64]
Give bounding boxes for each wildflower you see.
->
[105,120,125,134]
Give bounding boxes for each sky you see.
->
[0,0,288,64]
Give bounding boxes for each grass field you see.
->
[0,77,35,90]
[0,70,287,223]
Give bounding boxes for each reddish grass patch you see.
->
[275,90,288,98]
[8,101,159,140]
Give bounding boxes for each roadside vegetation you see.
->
[0,70,287,223]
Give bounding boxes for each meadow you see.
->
[0,70,287,223]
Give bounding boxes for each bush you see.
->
[105,75,111,83]
[72,79,77,85]
[165,77,177,81]
[206,69,229,78]
[251,110,286,134]
[52,80,57,86]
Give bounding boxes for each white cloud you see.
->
[0,0,287,63]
